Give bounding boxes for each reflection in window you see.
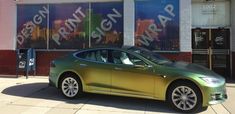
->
[77,50,108,63]
[212,55,227,68]
[192,55,208,68]
[111,51,145,66]
[192,30,208,49]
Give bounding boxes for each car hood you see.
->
[162,61,223,79]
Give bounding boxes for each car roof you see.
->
[77,46,134,52]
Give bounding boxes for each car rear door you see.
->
[75,49,112,93]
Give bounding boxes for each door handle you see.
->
[114,67,122,70]
[80,64,88,67]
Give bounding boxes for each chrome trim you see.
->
[211,49,230,55]
[192,49,209,54]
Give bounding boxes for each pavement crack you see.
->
[73,96,93,114]
[221,103,231,114]
[210,106,218,114]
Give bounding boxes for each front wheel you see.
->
[60,75,83,98]
[167,82,202,113]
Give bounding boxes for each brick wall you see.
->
[36,51,69,75]
[161,52,192,63]
[0,50,192,76]
[0,50,70,76]
[0,50,17,76]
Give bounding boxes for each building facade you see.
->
[0,0,234,80]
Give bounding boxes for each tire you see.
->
[60,74,83,98]
[167,81,202,113]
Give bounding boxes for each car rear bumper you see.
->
[49,78,56,87]
[49,69,58,88]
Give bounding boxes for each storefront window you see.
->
[16,2,123,50]
[135,0,179,51]
[49,3,89,49]
[17,4,48,49]
[90,2,123,47]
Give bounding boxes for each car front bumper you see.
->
[202,83,227,106]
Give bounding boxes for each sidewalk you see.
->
[223,83,235,114]
[0,76,233,114]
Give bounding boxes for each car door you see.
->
[110,50,155,97]
[75,49,112,93]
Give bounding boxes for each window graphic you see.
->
[49,3,89,49]
[90,2,123,47]
[17,5,48,49]
[17,2,123,50]
[135,0,179,51]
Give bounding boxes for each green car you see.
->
[49,46,227,113]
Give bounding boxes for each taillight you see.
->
[50,61,56,68]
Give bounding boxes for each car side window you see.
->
[111,50,146,66]
[76,50,108,63]
[96,50,108,63]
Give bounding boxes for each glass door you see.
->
[192,29,209,68]
[211,29,230,78]
[192,28,230,78]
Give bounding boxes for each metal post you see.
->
[16,49,19,78]
[26,49,29,79]
[209,29,212,70]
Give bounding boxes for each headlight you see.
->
[200,77,221,84]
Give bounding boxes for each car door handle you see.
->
[114,67,122,70]
[80,64,88,67]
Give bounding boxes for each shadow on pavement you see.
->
[1,83,192,113]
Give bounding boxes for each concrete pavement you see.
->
[0,76,232,114]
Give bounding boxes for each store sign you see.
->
[202,4,217,14]
[135,0,179,51]
[192,1,230,27]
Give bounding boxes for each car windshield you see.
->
[128,47,172,65]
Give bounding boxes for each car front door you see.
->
[110,50,155,97]
[76,49,112,93]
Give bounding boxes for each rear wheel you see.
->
[167,81,202,113]
[60,74,83,98]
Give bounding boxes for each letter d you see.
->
[17,34,24,45]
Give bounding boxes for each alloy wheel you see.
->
[61,77,79,98]
[171,86,197,111]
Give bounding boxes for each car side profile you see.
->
[49,46,227,113]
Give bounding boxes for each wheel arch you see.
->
[165,78,203,102]
[57,70,84,90]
